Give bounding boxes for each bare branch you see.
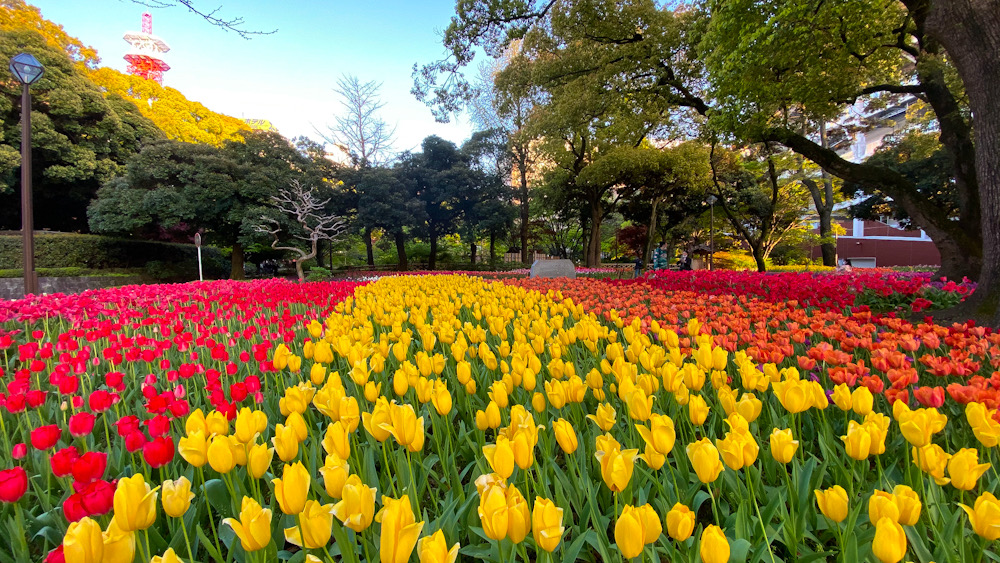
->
[128,0,276,38]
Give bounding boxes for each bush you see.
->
[0,267,142,278]
[306,266,332,281]
[0,232,228,278]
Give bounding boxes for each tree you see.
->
[710,144,812,272]
[319,74,397,266]
[256,180,347,281]
[355,167,424,271]
[126,0,274,38]
[0,29,163,232]
[461,130,518,264]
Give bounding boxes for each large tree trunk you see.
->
[428,228,438,270]
[817,123,837,266]
[918,0,1000,326]
[230,242,245,280]
[586,200,603,267]
[752,244,767,273]
[470,238,477,265]
[643,196,662,266]
[489,230,496,266]
[364,227,375,266]
[394,231,408,271]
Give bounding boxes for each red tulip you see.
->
[50,446,80,477]
[142,435,175,468]
[62,493,88,522]
[4,393,25,413]
[30,425,62,450]
[45,546,65,563]
[114,416,140,438]
[26,390,46,408]
[78,479,114,516]
[914,386,946,408]
[124,431,147,453]
[105,371,124,390]
[0,467,28,503]
[11,443,26,460]
[71,452,107,485]
[146,415,171,438]
[87,390,114,412]
[68,412,95,438]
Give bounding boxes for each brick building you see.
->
[810,218,940,268]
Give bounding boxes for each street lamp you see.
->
[706,195,717,271]
[10,53,44,297]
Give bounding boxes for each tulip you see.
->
[587,403,616,431]
[626,387,654,422]
[375,495,425,563]
[509,429,536,470]
[273,461,310,515]
[320,453,350,499]
[686,438,724,483]
[769,428,798,464]
[322,421,351,460]
[207,434,235,474]
[205,410,230,436]
[596,446,639,493]
[417,529,460,563]
[431,381,453,415]
[863,413,890,455]
[947,448,991,491]
[892,485,921,526]
[101,518,136,563]
[841,420,872,461]
[333,474,377,532]
[532,497,564,552]
[851,386,874,416]
[868,491,900,524]
[959,491,1000,541]
[63,517,104,563]
[637,503,662,545]
[483,436,516,479]
[666,503,696,541]
[247,442,274,480]
[286,411,309,443]
[872,517,907,563]
[638,443,666,470]
[478,481,508,540]
[699,524,730,563]
[505,485,531,544]
[772,379,811,414]
[688,394,709,425]
[224,496,273,552]
[832,383,852,411]
[233,407,260,444]
[615,505,645,559]
[178,430,208,468]
[0,466,28,503]
[150,547,184,563]
[735,392,762,422]
[161,476,194,518]
[552,418,578,454]
[382,403,426,453]
[532,392,547,412]
[31,425,63,450]
[717,429,759,471]
[113,474,157,532]
[636,413,676,456]
[814,485,848,523]
[285,499,334,549]
[340,396,361,432]
[966,402,1000,448]
[912,444,951,485]
[897,407,947,448]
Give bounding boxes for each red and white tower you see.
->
[123,13,170,84]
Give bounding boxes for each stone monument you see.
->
[529,259,576,279]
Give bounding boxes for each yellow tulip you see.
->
[595,445,640,493]
[717,429,759,471]
[431,380,453,415]
[851,386,874,416]
[637,503,662,545]
[872,517,907,563]
[898,407,947,448]
[178,430,208,468]
[947,448,991,491]
[456,361,472,385]
[505,484,531,544]
[615,505,645,560]
[814,485,848,523]
[101,517,135,563]
[636,413,676,456]
[841,420,872,461]
[223,496,273,552]
[735,392,762,422]
[483,435,516,479]
[959,491,1000,541]
[686,438,725,483]
[863,412,890,455]
[160,476,194,518]
[323,421,351,460]
[284,499,334,549]
[273,462,310,515]
[113,474,157,532]
[478,481,509,540]
[332,474,377,532]
[382,402,426,452]
[207,434,235,474]
[417,529,460,563]
[63,517,104,563]
[666,503,695,541]
[688,394,709,426]
[271,423,299,462]
[769,428,798,464]
[587,403,616,431]
[150,547,184,563]
[831,383,852,411]
[314,340,334,363]
[233,407,260,444]
[868,490,900,524]
[966,402,1000,448]
[247,442,275,480]
[638,443,666,470]
[892,485,921,526]
[320,453,350,499]
[699,525,730,563]
[912,444,951,485]
[363,397,394,442]
[532,497,564,552]
[552,418,578,454]
[310,363,328,385]
[626,388,654,422]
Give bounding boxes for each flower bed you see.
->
[0,275,996,563]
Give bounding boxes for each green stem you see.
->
[747,469,777,563]
[181,518,196,563]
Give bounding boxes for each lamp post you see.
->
[10,53,44,297]
[706,194,717,271]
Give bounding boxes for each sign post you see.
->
[194,233,203,282]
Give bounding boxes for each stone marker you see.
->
[529,259,577,279]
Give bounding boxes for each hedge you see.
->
[0,232,228,280]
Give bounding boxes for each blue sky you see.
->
[33,0,475,152]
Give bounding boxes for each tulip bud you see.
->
[959,491,1000,541]
[871,517,907,563]
[814,485,848,523]
[63,517,104,563]
[666,503,696,541]
[699,525,730,563]
[418,529,460,563]
[552,418,578,455]
[224,497,273,552]
[531,497,564,552]
[769,428,798,464]
[273,462,310,515]
[160,477,194,518]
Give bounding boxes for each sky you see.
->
[32,0,476,153]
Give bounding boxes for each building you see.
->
[811,218,940,268]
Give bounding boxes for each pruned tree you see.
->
[256,180,347,282]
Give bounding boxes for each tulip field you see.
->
[0,272,998,563]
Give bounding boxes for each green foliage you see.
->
[0,232,227,276]
[0,267,141,278]
[305,266,332,281]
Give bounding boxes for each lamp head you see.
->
[10,53,43,85]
